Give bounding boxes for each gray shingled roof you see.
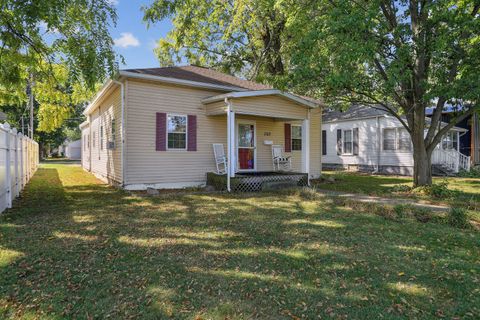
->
[123,65,272,91]
[323,104,467,131]
[322,105,389,122]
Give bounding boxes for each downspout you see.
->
[373,116,381,173]
[225,97,232,192]
[112,80,125,187]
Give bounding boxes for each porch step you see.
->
[432,164,457,177]
[261,180,299,191]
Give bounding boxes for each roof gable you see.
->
[123,65,272,91]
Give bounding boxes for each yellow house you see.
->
[80,66,323,191]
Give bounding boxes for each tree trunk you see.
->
[413,144,432,187]
[411,127,432,187]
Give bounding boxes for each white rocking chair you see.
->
[212,143,228,174]
[272,145,291,171]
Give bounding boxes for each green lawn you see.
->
[0,164,479,319]
[315,171,480,213]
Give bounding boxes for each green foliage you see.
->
[391,184,412,193]
[0,0,119,131]
[143,0,289,80]
[458,166,480,178]
[415,181,453,199]
[413,208,433,223]
[447,207,470,229]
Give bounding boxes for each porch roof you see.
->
[202,90,320,109]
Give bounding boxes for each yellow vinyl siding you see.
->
[125,80,226,185]
[111,78,322,188]
[309,108,322,177]
[88,86,123,183]
[205,101,226,115]
[231,96,308,120]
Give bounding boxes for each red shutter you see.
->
[284,123,291,152]
[187,115,197,151]
[156,112,166,151]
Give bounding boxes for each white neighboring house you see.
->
[64,139,82,160]
[322,105,470,175]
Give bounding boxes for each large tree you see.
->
[285,0,480,186]
[143,0,289,80]
[0,0,119,131]
[145,0,479,186]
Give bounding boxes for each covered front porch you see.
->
[202,90,321,191]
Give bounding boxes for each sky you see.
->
[110,0,172,69]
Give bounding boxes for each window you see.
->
[87,134,90,148]
[383,128,411,151]
[322,130,327,155]
[167,115,187,149]
[397,128,411,151]
[291,125,302,151]
[100,125,104,150]
[111,118,116,143]
[442,131,458,150]
[343,129,353,154]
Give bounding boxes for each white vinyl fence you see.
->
[0,123,39,214]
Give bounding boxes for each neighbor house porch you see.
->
[202,90,321,191]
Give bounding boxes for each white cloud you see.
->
[114,32,140,48]
[107,0,119,5]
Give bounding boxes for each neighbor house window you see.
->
[167,115,187,149]
[383,128,411,151]
[291,125,302,151]
[343,129,353,154]
[442,131,458,150]
[322,130,327,155]
[397,128,411,151]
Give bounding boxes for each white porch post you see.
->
[301,116,310,181]
[226,98,236,192]
[229,110,236,177]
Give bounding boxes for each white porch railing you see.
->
[432,148,470,173]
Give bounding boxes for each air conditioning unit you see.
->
[107,141,115,149]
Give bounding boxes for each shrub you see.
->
[393,204,411,219]
[414,181,453,199]
[458,166,480,178]
[413,208,432,223]
[392,185,412,193]
[447,207,470,229]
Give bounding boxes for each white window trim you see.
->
[291,124,302,151]
[100,125,104,151]
[342,129,353,155]
[166,114,188,151]
[383,127,412,153]
[110,118,116,143]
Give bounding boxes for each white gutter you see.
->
[112,80,126,187]
[83,79,114,115]
[202,89,320,109]
[119,70,247,92]
[374,116,381,173]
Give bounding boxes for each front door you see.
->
[237,122,256,171]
